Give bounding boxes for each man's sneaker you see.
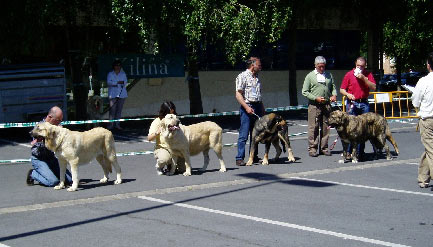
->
[236,160,245,166]
[26,169,34,186]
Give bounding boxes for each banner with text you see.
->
[98,54,185,79]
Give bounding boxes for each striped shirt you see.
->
[235,69,262,103]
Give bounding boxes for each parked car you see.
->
[377,72,427,92]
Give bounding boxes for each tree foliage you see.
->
[383,0,433,71]
[111,0,293,64]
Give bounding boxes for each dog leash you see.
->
[329,136,339,150]
[251,112,261,120]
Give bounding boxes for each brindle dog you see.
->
[328,110,399,163]
[246,113,296,166]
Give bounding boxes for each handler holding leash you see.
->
[235,57,265,166]
[412,52,433,189]
[339,56,376,161]
[302,56,337,157]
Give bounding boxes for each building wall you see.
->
[115,69,348,117]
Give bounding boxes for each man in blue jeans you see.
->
[26,106,72,186]
[340,57,376,161]
[235,57,265,166]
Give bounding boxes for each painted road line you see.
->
[0,158,420,215]
[289,177,433,197]
[139,196,410,247]
[224,131,239,135]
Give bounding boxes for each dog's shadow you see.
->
[192,167,238,175]
[331,150,399,162]
[76,178,135,190]
[247,157,300,165]
[272,157,301,164]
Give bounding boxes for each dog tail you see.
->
[385,126,399,154]
[279,125,288,153]
[280,138,286,153]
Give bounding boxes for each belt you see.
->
[309,100,329,106]
[247,101,262,104]
[351,98,368,103]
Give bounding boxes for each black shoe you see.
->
[236,160,245,166]
[320,150,332,156]
[26,169,34,186]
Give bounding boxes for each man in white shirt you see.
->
[107,60,128,130]
[235,57,265,166]
[411,52,433,189]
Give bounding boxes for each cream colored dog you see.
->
[30,122,122,191]
[160,114,226,176]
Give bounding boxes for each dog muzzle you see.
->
[168,125,179,132]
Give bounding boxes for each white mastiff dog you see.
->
[30,122,122,191]
[160,114,226,176]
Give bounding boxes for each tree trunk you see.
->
[367,22,381,77]
[287,25,298,106]
[187,49,203,114]
[396,56,402,91]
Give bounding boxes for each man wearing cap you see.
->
[107,60,128,130]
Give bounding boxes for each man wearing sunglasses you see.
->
[26,106,72,186]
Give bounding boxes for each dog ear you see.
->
[341,112,349,125]
[46,125,56,139]
[267,116,278,129]
[160,118,166,129]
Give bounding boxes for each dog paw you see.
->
[352,159,358,163]
[99,177,108,183]
[183,171,192,176]
[114,179,122,184]
[338,159,345,164]
[54,185,65,190]
[219,167,227,172]
[386,157,393,160]
[245,161,253,166]
[67,187,78,192]
[288,156,296,163]
[261,160,269,165]
[157,171,163,175]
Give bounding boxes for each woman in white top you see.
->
[148,101,185,175]
[107,60,128,130]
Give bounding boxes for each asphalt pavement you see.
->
[0,114,431,247]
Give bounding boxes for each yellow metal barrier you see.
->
[342,91,418,119]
